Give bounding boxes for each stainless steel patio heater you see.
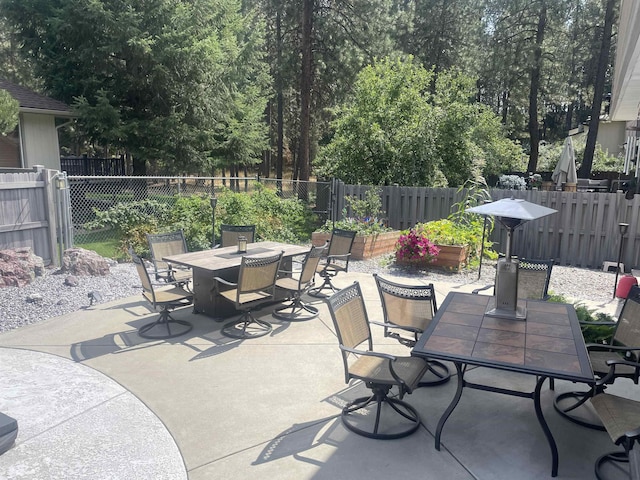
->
[467,198,556,320]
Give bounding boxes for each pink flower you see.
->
[395,229,440,264]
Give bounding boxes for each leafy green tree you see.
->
[0,89,18,134]
[316,56,521,187]
[2,0,270,175]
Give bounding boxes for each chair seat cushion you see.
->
[219,289,272,305]
[144,286,192,305]
[171,268,192,283]
[590,351,638,376]
[350,355,427,390]
[591,393,640,443]
[275,276,300,291]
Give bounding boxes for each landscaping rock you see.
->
[61,248,110,276]
[0,248,45,287]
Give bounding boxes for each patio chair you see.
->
[308,228,356,298]
[471,257,554,300]
[554,285,640,430]
[146,230,192,289]
[591,381,640,479]
[220,224,256,248]
[215,251,283,339]
[326,281,429,439]
[130,248,193,339]
[272,244,326,321]
[373,274,451,386]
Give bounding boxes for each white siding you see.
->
[20,113,61,170]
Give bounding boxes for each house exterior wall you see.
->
[20,113,61,170]
[0,132,20,168]
[597,121,626,158]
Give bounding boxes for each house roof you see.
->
[0,79,74,117]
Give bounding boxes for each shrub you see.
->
[548,294,615,344]
[316,187,392,236]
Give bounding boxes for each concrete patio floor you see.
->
[0,271,636,479]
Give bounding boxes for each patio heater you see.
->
[467,198,556,320]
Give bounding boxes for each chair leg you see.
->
[272,294,319,321]
[222,311,273,339]
[138,307,193,340]
[418,360,451,387]
[308,274,340,298]
[553,388,605,431]
[341,386,421,440]
[595,450,629,480]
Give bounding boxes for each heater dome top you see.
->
[466,197,556,222]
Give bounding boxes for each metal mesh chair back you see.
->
[327,282,372,352]
[131,249,156,303]
[375,275,437,332]
[220,224,256,247]
[146,230,188,275]
[299,244,326,286]
[235,251,283,306]
[613,285,640,349]
[517,258,554,300]
[327,229,356,257]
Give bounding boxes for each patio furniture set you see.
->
[131,226,640,479]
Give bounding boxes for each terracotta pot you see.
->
[311,230,400,261]
[563,182,577,192]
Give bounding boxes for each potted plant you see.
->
[312,188,399,260]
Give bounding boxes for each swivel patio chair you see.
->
[219,224,256,248]
[308,228,356,298]
[146,230,192,290]
[215,251,283,339]
[130,249,193,339]
[373,274,451,386]
[326,281,429,439]
[273,244,326,321]
[590,374,640,479]
[554,285,640,430]
[472,257,554,300]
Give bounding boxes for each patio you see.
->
[0,271,636,479]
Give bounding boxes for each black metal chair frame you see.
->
[308,228,356,298]
[554,285,640,430]
[373,274,451,387]
[130,248,193,340]
[273,244,326,321]
[215,251,283,339]
[219,224,256,248]
[590,361,640,480]
[326,282,428,440]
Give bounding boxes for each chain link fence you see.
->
[68,175,332,252]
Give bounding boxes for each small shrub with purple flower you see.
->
[395,229,440,264]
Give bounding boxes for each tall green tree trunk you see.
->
[579,0,616,178]
[527,1,547,173]
[298,0,312,196]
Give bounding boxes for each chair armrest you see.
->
[587,344,640,352]
[597,358,640,385]
[339,345,412,390]
[213,277,236,287]
[580,321,617,328]
[369,320,422,335]
[327,253,351,262]
[472,284,493,295]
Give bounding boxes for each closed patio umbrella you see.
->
[552,137,578,189]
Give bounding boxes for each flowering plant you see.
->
[395,229,440,263]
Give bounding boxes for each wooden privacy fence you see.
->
[342,184,640,271]
[0,166,65,266]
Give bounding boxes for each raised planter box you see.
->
[396,244,469,272]
[311,230,400,261]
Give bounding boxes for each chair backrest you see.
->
[326,282,373,382]
[516,258,554,300]
[130,248,158,305]
[146,230,188,275]
[298,244,326,287]
[235,251,283,307]
[220,224,256,248]
[374,274,437,333]
[327,229,357,258]
[612,285,640,349]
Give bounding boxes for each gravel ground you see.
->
[0,255,621,333]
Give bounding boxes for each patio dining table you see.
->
[412,292,594,477]
[163,241,310,319]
